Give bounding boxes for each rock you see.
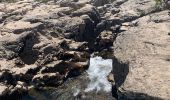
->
[1,0,170,99]
[0,84,8,96]
[0,12,4,22]
[32,73,63,86]
[58,51,90,61]
[79,15,95,42]
[113,10,170,99]
[67,41,88,50]
[11,64,39,80]
[45,16,87,41]
[168,32,170,35]
[72,4,100,24]
[2,21,43,34]
[91,0,111,6]
[107,73,114,83]
[93,31,113,51]
[112,0,127,6]
[11,81,28,93]
[59,0,87,9]
[110,7,120,15]
[23,5,73,22]
[117,0,157,22]
[0,32,33,59]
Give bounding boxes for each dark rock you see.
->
[72,4,100,25]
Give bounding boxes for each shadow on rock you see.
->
[112,57,129,88]
[118,91,164,100]
[111,57,164,100]
[111,57,129,99]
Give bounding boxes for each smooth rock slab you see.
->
[3,21,42,34]
[113,10,170,99]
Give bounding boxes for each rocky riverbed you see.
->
[0,0,170,100]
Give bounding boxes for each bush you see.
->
[35,0,49,3]
[154,0,169,9]
[0,0,18,3]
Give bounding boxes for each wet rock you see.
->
[107,73,114,83]
[31,73,116,100]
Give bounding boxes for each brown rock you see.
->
[0,84,8,96]
[113,10,170,99]
[3,21,43,34]
[32,73,63,86]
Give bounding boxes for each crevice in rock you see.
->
[112,57,129,88]
[18,33,39,65]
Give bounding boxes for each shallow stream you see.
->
[22,56,115,100]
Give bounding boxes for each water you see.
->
[85,56,113,92]
[22,56,115,100]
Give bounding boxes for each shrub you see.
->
[154,0,169,9]
[0,0,18,3]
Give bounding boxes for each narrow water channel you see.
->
[22,56,115,100]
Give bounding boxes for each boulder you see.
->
[113,10,170,99]
[116,0,157,22]
[72,4,100,24]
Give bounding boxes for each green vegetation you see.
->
[0,0,52,3]
[35,0,50,3]
[154,0,169,10]
[0,0,18,3]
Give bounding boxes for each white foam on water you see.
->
[73,88,80,96]
[85,56,112,92]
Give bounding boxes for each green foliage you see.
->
[0,0,53,3]
[154,0,169,10]
[35,0,51,3]
[154,0,163,9]
[0,0,18,3]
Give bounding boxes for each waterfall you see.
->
[85,56,112,92]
